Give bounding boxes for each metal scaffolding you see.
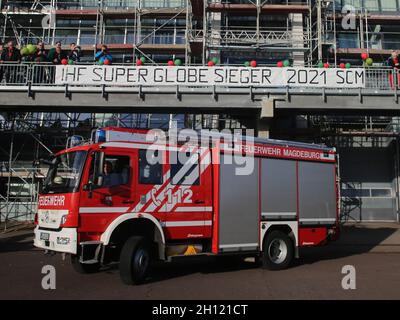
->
[0,110,248,228]
[1,1,400,227]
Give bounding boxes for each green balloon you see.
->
[366,57,373,66]
[98,60,104,65]
[244,61,250,67]
[345,63,351,69]
[21,47,29,56]
[211,57,219,65]
[26,44,36,54]
[140,56,146,63]
[283,59,290,67]
[174,59,182,66]
[68,59,74,65]
[318,61,324,68]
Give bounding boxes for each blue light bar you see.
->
[95,129,106,143]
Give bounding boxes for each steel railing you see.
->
[1,0,187,10]
[0,62,399,91]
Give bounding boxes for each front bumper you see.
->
[34,226,77,254]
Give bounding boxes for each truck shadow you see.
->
[143,224,400,283]
[1,224,398,284]
[145,257,261,284]
[295,224,399,266]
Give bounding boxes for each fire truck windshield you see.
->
[42,151,87,194]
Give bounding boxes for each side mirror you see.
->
[84,181,94,199]
[92,151,105,187]
[85,151,105,198]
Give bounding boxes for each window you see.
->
[43,151,87,194]
[381,0,398,11]
[371,189,392,197]
[338,33,360,49]
[138,149,163,185]
[102,155,131,187]
[171,152,200,185]
[364,0,379,11]
[341,187,393,198]
[341,188,370,198]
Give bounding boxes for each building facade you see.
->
[0,0,400,225]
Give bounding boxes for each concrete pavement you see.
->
[0,222,399,300]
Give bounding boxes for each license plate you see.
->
[40,232,50,241]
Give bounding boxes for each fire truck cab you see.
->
[34,127,340,285]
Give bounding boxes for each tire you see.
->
[71,254,101,274]
[119,236,151,285]
[261,230,294,270]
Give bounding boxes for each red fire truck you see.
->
[34,127,340,285]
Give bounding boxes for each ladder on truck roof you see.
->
[94,127,335,153]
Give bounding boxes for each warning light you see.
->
[95,129,106,143]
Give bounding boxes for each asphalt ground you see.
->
[0,222,399,300]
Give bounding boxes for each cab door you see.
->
[78,150,134,234]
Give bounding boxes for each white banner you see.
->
[55,65,366,88]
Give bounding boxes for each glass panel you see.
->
[341,188,371,197]
[102,155,130,187]
[171,152,200,185]
[370,189,392,197]
[381,0,398,11]
[364,0,379,11]
[43,151,87,194]
[338,33,360,48]
[138,149,163,185]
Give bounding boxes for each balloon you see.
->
[20,47,29,56]
[174,59,182,66]
[244,61,250,67]
[277,61,283,68]
[361,52,369,60]
[136,59,143,66]
[324,63,330,68]
[207,60,215,67]
[68,59,74,65]
[167,60,175,66]
[26,44,36,54]
[98,60,104,65]
[318,61,324,68]
[345,63,351,69]
[283,60,290,67]
[104,59,110,65]
[339,63,346,69]
[61,58,68,65]
[140,56,146,63]
[366,57,373,66]
[211,57,219,65]
[250,60,257,67]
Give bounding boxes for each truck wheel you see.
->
[261,230,294,270]
[119,236,151,285]
[70,255,100,274]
